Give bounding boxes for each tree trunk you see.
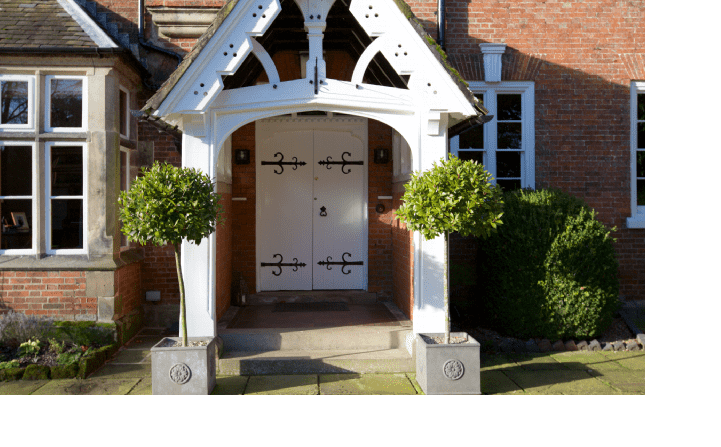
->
[174,243,188,347]
[444,230,450,345]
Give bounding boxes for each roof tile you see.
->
[0,0,98,49]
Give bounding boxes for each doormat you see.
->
[272,302,350,312]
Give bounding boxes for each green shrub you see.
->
[50,363,79,379]
[475,188,619,340]
[0,367,25,381]
[22,364,50,380]
[51,321,116,346]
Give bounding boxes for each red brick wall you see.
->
[406,0,645,301]
[367,120,394,299]
[215,186,233,319]
[392,183,414,319]
[0,271,92,318]
[231,122,257,295]
[116,264,142,317]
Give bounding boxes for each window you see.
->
[46,142,87,254]
[119,85,130,139]
[450,82,534,190]
[46,75,87,131]
[120,147,129,248]
[0,75,34,130]
[627,81,645,228]
[0,142,35,253]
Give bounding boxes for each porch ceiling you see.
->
[222,0,407,90]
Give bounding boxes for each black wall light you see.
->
[374,148,390,164]
[235,149,250,165]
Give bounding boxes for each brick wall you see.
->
[367,120,394,300]
[116,263,142,317]
[392,183,414,319]
[215,185,233,319]
[406,0,645,301]
[231,122,257,295]
[0,271,93,319]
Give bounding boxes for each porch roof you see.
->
[141,0,488,118]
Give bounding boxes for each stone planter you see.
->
[415,332,480,395]
[150,337,217,395]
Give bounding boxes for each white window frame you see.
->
[119,146,130,248]
[627,81,645,229]
[0,141,37,255]
[0,74,35,131]
[450,81,535,189]
[45,141,88,255]
[45,75,88,132]
[119,85,130,140]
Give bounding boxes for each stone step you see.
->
[243,290,378,305]
[220,325,413,351]
[218,349,414,375]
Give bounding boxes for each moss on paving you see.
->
[31,378,142,395]
[89,363,151,379]
[0,380,47,395]
[319,373,418,395]
[212,375,250,395]
[245,375,318,395]
[481,370,524,395]
[503,369,621,395]
[112,349,151,364]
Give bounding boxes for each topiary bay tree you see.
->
[118,162,223,347]
[396,154,504,344]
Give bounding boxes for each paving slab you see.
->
[111,349,151,364]
[90,363,151,379]
[481,370,524,395]
[550,352,613,370]
[509,353,568,370]
[123,336,165,350]
[31,378,142,395]
[127,378,153,395]
[480,353,517,371]
[319,373,419,395]
[601,352,645,371]
[212,375,250,395]
[244,375,319,395]
[405,373,423,394]
[0,380,48,395]
[593,370,645,394]
[503,369,620,395]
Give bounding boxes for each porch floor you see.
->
[216,292,414,374]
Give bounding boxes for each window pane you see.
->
[497,179,521,191]
[119,89,128,136]
[51,146,83,196]
[636,151,645,178]
[1,145,32,196]
[458,150,484,165]
[498,123,522,149]
[497,151,521,178]
[1,199,32,250]
[497,94,522,120]
[458,124,484,149]
[637,122,644,149]
[1,81,29,125]
[50,79,83,128]
[637,179,645,206]
[51,199,82,249]
[637,93,645,121]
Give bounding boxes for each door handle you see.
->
[320,206,327,217]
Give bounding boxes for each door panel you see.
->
[257,120,367,291]
[312,130,365,289]
[257,130,313,290]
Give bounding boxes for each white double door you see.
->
[256,118,367,291]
